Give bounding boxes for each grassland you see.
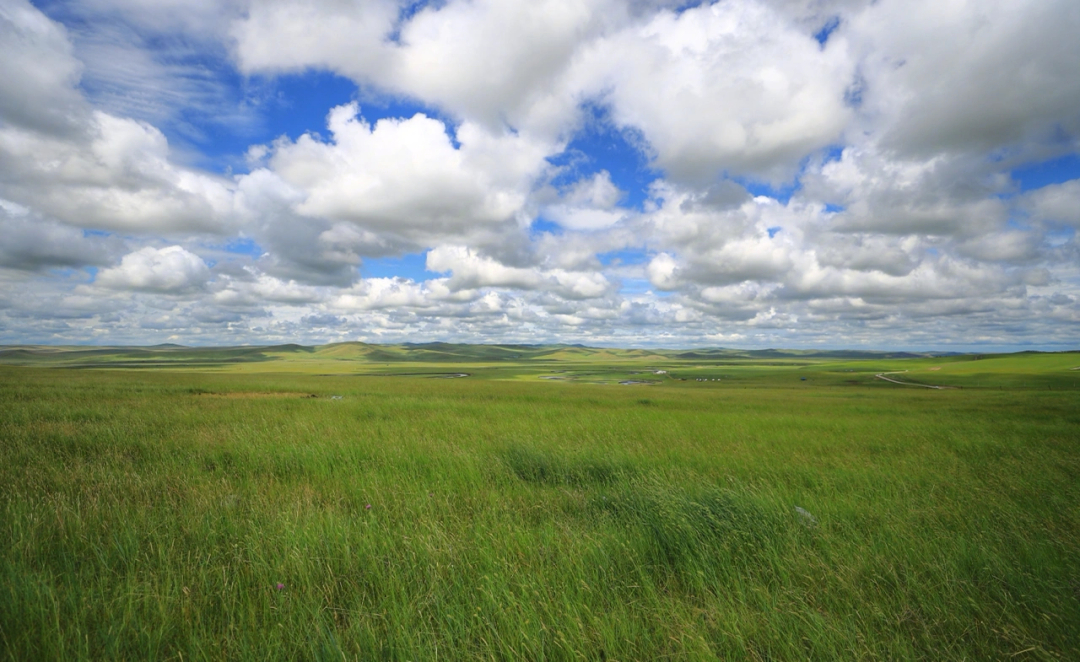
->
[1,344,1078,660]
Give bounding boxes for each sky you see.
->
[0,0,1078,350]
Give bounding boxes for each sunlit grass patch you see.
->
[1,360,1078,659]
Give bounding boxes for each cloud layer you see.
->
[1,0,1078,349]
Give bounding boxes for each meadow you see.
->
[1,344,1078,660]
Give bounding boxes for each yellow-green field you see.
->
[1,344,1078,659]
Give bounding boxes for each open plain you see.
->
[1,344,1078,660]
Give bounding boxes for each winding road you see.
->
[874,370,950,389]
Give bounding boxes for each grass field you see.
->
[1,344,1078,660]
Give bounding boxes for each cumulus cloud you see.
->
[1024,179,1080,229]
[232,0,398,79]
[221,272,323,305]
[331,277,444,312]
[575,0,854,183]
[0,111,235,232]
[231,0,855,182]
[0,1,236,235]
[385,0,619,132]
[633,168,1069,333]
[233,0,622,137]
[0,200,118,271]
[265,103,538,238]
[543,171,628,230]
[428,245,614,299]
[97,245,210,292]
[0,0,1077,349]
[221,102,558,285]
[0,0,87,136]
[848,0,1080,159]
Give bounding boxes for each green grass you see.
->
[1,349,1079,660]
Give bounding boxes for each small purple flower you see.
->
[365,503,372,510]
[276,583,285,591]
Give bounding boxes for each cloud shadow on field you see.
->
[500,444,635,487]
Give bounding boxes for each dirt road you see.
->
[874,371,951,389]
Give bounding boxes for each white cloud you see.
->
[1024,179,1080,229]
[0,111,235,232]
[0,1,237,234]
[575,0,854,183]
[231,102,556,278]
[98,245,210,292]
[386,0,619,132]
[331,277,440,312]
[1,0,1078,349]
[268,104,530,233]
[72,23,254,136]
[0,200,118,271]
[233,0,624,139]
[232,0,398,78]
[8,0,258,149]
[428,245,614,300]
[955,231,1041,264]
[246,273,323,304]
[815,234,919,277]
[231,0,857,183]
[0,0,87,136]
[804,146,1009,237]
[634,173,1068,331]
[544,171,628,230]
[73,0,241,37]
[848,0,1080,159]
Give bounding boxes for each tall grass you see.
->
[1,366,1078,659]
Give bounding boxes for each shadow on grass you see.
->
[501,444,634,487]
[598,481,793,573]
[500,444,801,579]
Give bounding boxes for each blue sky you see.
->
[0,0,1077,350]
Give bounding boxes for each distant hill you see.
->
[0,342,1065,368]
[0,343,313,367]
